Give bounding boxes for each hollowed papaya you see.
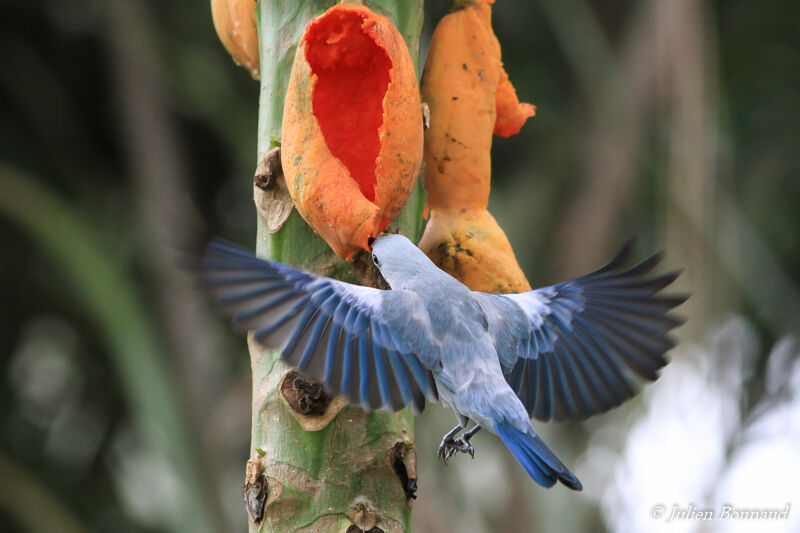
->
[282,4,424,260]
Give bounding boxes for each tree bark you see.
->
[246,1,424,531]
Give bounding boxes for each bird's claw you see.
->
[437,436,475,465]
[459,436,475,459]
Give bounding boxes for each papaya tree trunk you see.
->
[245,1,425,531]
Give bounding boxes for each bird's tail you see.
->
[495,421,583,491]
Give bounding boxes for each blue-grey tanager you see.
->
[197,234,684,490]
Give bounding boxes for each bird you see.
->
[195,233,685,490]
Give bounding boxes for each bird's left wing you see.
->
[196,239,438,413]
[475,242,686,422]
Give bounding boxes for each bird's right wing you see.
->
[478,242,686,422]
[196,239,438,413]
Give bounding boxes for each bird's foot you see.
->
[437,435,475,465]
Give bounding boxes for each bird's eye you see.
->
[372,255,381,267]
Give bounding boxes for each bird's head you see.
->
[370,234,435,288]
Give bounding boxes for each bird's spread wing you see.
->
[477,242,686,422]
[196,239,438,413]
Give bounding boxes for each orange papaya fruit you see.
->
[421,0,534,211]
[419,0,533,292]
[419,208,531,294]
[494,65,536,137]
[281,4,424,260]
[210,0,259,79]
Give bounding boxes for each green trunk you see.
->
[247,1,424,531]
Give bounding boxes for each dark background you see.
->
[1,0,798,531]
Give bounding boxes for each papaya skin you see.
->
[495,66,536,137]
[421,0,535,211]
[281,4,424,260]
[210,0,259,79]
[421,0,498,211]
[419,208,531,294]
[419,0,534,293]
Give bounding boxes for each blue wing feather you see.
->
[297,313,331,371]
[478,242,686,421]
[358,332,372,408]
[196,238,438,412]
[341,333,356,398]
[371,334,393,409]
[386,350,413,409]
[324,323,342,388]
